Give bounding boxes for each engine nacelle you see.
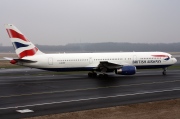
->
[115,66,136,75]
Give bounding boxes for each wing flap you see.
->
[98,61,122,69]
[96,61,122,72]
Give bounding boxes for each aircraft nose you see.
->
[174,58,177,63]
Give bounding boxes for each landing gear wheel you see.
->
[88,72,97,78]
[98,74,108,78]
[104,74,109,78]
[92,72,97,77]
[162,68,167,75]
[88,72,93,77]
[162,71,166,75]
[98,74,103,78]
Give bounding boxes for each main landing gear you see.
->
[162,68,167,75]
[88,72,109,78]
[98,73,108,78]
[88,72,97,78]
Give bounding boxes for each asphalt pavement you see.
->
[0,68,180,119]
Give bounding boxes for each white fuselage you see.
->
[21,52,177,72]
[5,24,177,75]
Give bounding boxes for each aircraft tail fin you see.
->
[5,24,44,59]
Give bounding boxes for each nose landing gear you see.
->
[162,68,167,75]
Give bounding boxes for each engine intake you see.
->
[115,66,136,75]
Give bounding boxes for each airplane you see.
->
[4,24,177,77]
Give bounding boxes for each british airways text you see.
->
[133,60,161,64]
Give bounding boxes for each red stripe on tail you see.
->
[6,29,29,42]
[18,47,38,58]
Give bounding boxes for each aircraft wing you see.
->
[96,61,122,72]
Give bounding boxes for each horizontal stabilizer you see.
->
[4,57,37,63]
[3,57,13,60]
[13,59,37,63]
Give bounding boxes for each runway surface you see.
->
[0,68,180,119]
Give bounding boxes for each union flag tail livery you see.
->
[5,24,44,58]
[4,24,177,76]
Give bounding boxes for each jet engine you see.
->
[115,66,136,75]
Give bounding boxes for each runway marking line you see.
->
[0,76,81,84]
[16,109,34,113]
[0,88,180,110]
[0,80,180,98]
[0,71,180,84]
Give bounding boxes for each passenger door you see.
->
[48,57,53,65]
